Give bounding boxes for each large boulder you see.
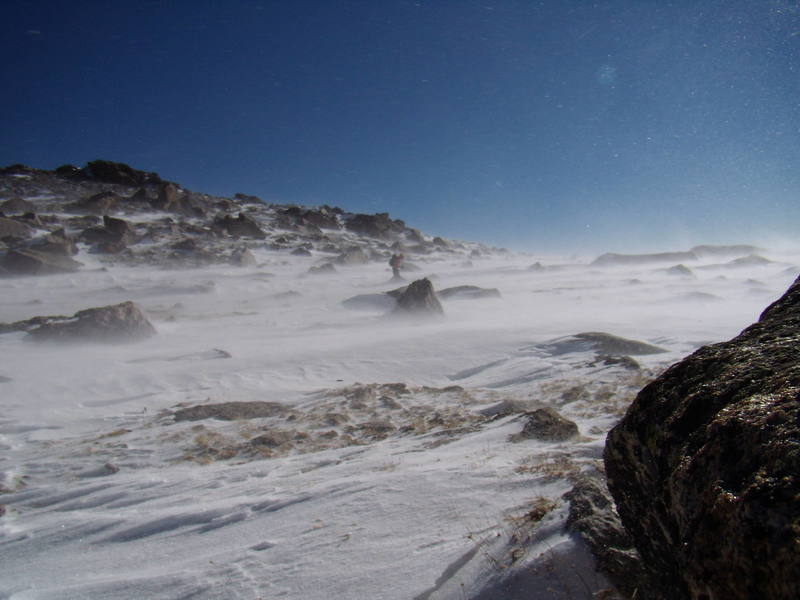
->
[26,301,157,343]
[392,278,443,316]
[604,275,800,600]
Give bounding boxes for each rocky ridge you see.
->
[0,161,498,277]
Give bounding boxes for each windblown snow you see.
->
[1,231,798,599]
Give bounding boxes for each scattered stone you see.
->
[78,463,120,478]
[514,407,579,442]
[173,401,287,422]
[604,274,800,600]
[27,301,156,343]
[538,332,666,356]
[344,212,406,239]
[291,247,312,256]
[248,431,293,449]
[392,278,444,316]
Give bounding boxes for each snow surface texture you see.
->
[2,237,799,599]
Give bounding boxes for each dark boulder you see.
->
[514,407,579,442]
[2,248,83,275]
[391,278,443,316]
[26,301,156,343]
[604,275,800,600]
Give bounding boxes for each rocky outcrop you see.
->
[391,278,443,316]
[26,301,157,343]
[604,275,800,600]
[58,160,163,186]
[344,212,406,239]
[173,401,287,421]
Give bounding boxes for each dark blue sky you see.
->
[3,1,799,251]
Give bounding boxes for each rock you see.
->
[173,401,287,422]
[215,213,267,239]
[563,470,655,600]
[341,293,397,311]
[334,247,369,265]
[478,399,532,418]
[515,407,578,442]
[437,285,502,300]
[344,212,406,239]
[230,248,257,266]
[248,431,293,449]
[538,332,666,356]
[0,217,33,240]
[604,275,800,600]
[664,264,694,277]
[27,301,156,343]
[234,193,264,204]
[3,248,83,275]
[31,229,79,256]
[291,247,312,256]
[592,354,641,370]
[78,191,121,214]
[0,197,36,214]
[308,263,336,275]
[69,160,162,186]
[391,278,443,316]
[592,251,697,267]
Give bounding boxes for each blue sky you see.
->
[3,1,799,252]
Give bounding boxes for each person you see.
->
[389,253,404,279]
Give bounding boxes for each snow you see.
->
[1,243,798,599]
